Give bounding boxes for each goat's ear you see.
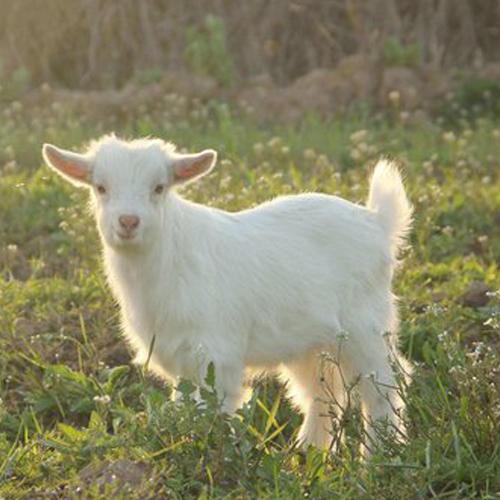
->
[172,149,217,184]
[42,144,93,187]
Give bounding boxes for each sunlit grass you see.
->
[0,101,499,498]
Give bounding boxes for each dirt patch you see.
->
[459,281,491,308]
[17,55,500,124]
[68,459,154,497]
[239,54,379,121]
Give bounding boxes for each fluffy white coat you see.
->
[42,135,413,451]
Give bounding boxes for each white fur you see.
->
[42,136,413,452]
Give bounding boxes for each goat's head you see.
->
[42,135,217,250]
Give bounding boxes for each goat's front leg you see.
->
[171,342,245,414]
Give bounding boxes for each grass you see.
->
[0,97,499,498]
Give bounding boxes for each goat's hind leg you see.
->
[341,325,405,455]
[280,351,346,450]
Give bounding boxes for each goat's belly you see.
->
[244,313,339,366]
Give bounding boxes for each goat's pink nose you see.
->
[119,214,140,232]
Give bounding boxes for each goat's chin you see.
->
[104,231,146,252]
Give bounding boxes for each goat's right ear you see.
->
[42,144,93,187]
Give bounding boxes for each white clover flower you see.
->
[93,394,111,405]
[303,149,316,160]
[442,131,456,143]
[388,90,400,105]
[349,148,362,161]
[316,154,329,168]
[349,129,368,144]
[357,142,369,154]
[437,331,449,342]
[267,137,282,149]
[253,143,264,155]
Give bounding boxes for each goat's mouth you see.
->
[115,231,137,241]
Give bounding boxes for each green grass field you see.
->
[0,101,499,498]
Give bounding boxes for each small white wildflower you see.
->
[349,148,362,161]
[442,131,456,143]
[303,149,316,160]
[93,394,111,405]
[437,331,449,342]
[349,129,368,144]
[359,142,372,155]
[388,90,400,105]
[253,143,264,155]
[316,154,329,168]
[219,175,231,189]
[267,137,282,149]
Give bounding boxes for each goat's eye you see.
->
[96,185,107,195]
[154,184,165,195]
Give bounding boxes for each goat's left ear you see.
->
[172,149,217,184]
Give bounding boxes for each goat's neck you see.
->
[103,193,212,292]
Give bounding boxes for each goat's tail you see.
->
[367,159,413,257]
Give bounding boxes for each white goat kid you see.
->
[42,135,412,452]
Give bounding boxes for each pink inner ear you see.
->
[177,163,202,179]
[47,149,88,181]
[176,157,208,179]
